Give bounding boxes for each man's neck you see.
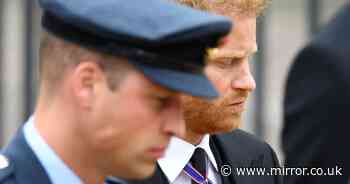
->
[34,105,105,184]
[181,129,205,145]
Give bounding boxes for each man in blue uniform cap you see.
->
[0,0,231,184]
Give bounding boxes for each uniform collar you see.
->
[23,116,84,184]
[158,135,218,183]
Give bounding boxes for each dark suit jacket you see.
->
[283,3,350,184]
[126,129,283,184]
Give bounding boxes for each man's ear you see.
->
[71,61,104,109]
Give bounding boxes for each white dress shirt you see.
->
[158,135,222,184]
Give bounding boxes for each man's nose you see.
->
[231,61,256,92]
[161,96,185,138]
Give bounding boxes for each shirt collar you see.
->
[158,135,218,183]
[23,116,84,184]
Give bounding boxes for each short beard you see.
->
[181,93,245,135]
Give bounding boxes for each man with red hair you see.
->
[126,0,282,184]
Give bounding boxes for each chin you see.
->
[123,162,156,180]
[186,110,243,135]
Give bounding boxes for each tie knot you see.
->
[190,147,207,177]
[191,148,206,161]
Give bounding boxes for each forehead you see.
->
[207,0,267,17]
[217,15,257,57]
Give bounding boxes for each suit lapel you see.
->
[210,135,236,184]
[3,128,52,184]
[211,131,263,184]
[210,130,274,184]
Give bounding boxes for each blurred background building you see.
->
[0,0,348,162]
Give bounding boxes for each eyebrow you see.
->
[211,45,258,61]
[236,44,259,57]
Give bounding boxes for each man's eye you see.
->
[215,58,234,68]
[152,96,169,111]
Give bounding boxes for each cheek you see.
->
[212,78,229,94]
[90,95,156,150]
[114,96,161,142]
[206,68,231,95]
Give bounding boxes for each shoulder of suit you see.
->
[294,42,347,80]
[303,7,350,62]
[312,5,350,46]
[0,153,15,183]
[221,129,268,146]
[213,129,281,168]
[216,129,273,155]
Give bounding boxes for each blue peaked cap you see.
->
[38,0,232,99]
